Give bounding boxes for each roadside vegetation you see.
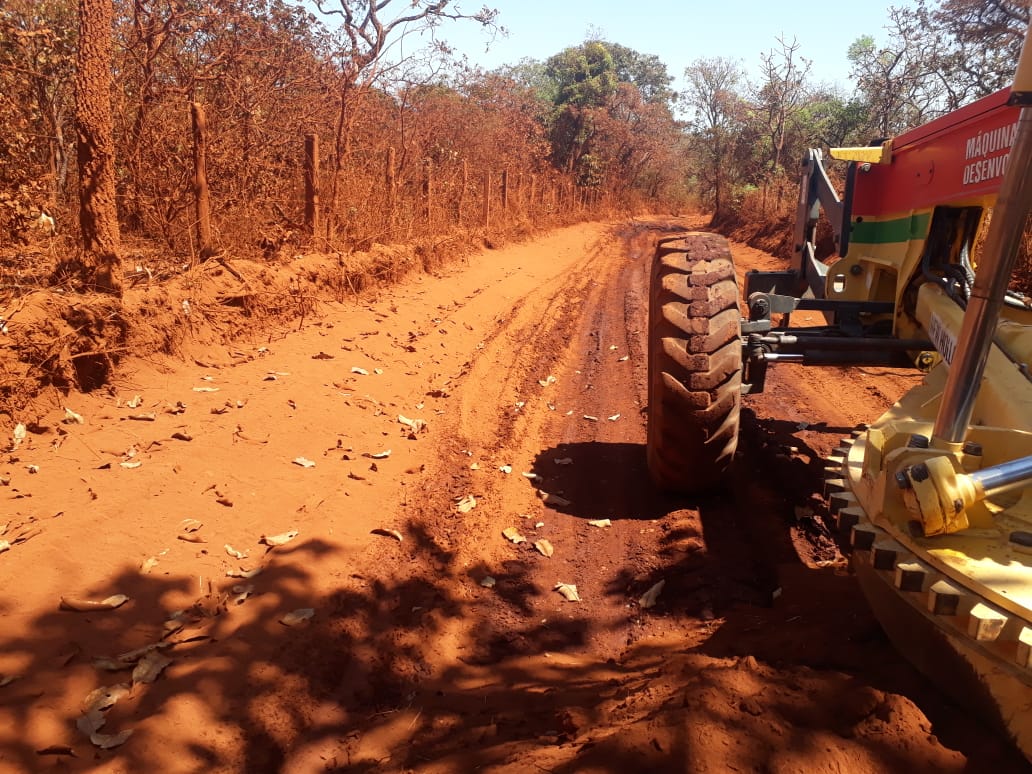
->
[0,0,1027,413]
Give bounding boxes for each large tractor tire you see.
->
[646,232,742,493]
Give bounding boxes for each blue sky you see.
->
[411,0,908,94]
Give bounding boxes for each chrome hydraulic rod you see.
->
[932,29,1032,445]
[969,454,1032,497]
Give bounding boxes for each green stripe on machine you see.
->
[850,212,931,244]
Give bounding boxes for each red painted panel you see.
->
[851,88,1019,218]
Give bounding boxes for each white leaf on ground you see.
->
[131,651,172,685]
[292,457,316,468]
[231,584,255,605]
[554,583,581,602]
[280,608,315,626]
[479,576,496,588]
[538,491,571,507]
[502,527,526,544]
[554,457,574,466]
[583,415,598,421]
[538,375,557,387]
[618,355,629,362]
[373,368,383,375]
[128,413,156,422]
[192,386,220,392]
[608,414,621,422]
[455,494,477,513]
[90,729,134,749]
[521,471,539,480]
[140,556,159,574]
[639,579,666,609]
[261,530,298,547]
[368,449,392,459]
[224,544,247,560]
[119,461,142,469]
[12,423,26,449]
[64,407,85,425]
[609,345,617,350]
[533,539,554,558]
[180,519,203,532]
[499,465,512,474]
[371,528,403,542]
[588,519,612,528]
[126,395,143,408]
[469,462,479,470]
[60,595,129,612]
[351,367,369,375]
[0,540,10,555]
[226,566,263,579]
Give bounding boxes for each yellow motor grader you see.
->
[647,25,1032,761]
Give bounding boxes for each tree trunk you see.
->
[191,102,212,262]
[304,133,320,237]
[75,0,122,295]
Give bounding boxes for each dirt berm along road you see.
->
[0,218,1027,772]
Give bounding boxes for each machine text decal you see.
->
[929,312,956,364]
[963,121,1018,186]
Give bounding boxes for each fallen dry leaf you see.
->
[140,556,159,574]
[128,413,156,422]
[261,530,299,547]
[538,491,571,507]
[90,729,134,749]
[538,375,557,387]
[588,519,612,528]
[533,539,554,558]
[224,544,247,560]
[11,423,26,449]
[350,366,369,375]
[131,651,172,685]
[608,414,621,422]
[280,608,315,626]
[181,519,203,532]
[60,595,129,612]
[192,386,219,393]
[583,415,598,422]
[119,461,142,470]
[226,566,263,579]
[639,579,665,609]
[81,683,131,714]
[502,527,526,544]
[455,494,477,513]
[0,540,10,555]
[292,457,316,468]
[231,583,254,605]
[126,395,143,408]
[479,576,496,588]
[554,583,581,602]
[64,407,85,425]
[371,528,403,542]
[499,465,512,474]
[618,355,630,362]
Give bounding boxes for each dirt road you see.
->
[0,219,1026,772]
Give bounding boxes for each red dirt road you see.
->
[0,219,1027,772]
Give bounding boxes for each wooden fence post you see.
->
[191,101,212,262]
[458,159,468,224]
[483,171,492,228]
[303,133,319,237]
[386,146,397,233]
[423,158,433,226]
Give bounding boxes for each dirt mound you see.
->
[0,239,463,419]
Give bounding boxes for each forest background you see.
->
[1,0,1027,276]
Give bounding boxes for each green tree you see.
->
[683,56,745,215]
